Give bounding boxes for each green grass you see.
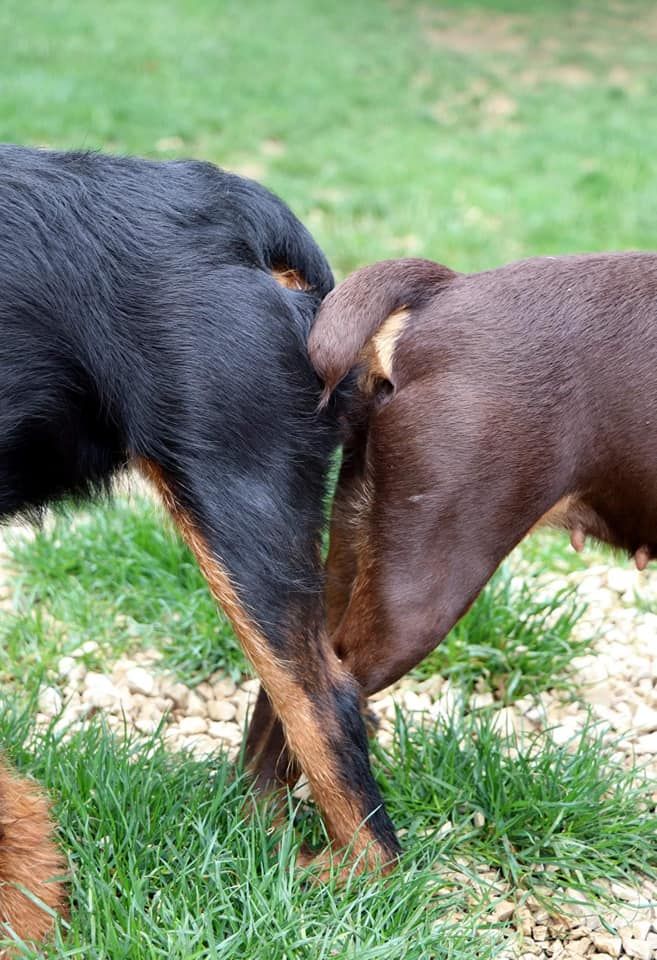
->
[417,568,588,702]
[2,499,243,688]
[2,704,656,959]
[2,499,592,704]
[3,0,657,277]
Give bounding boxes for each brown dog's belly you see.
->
[539,493,657,569]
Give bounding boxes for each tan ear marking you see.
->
[370,307,409,381]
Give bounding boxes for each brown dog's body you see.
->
[0,759,66,954]
[250,252,657,862]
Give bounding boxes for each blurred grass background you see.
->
[3,0,657,277]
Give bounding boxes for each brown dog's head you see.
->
[0,759,67,955]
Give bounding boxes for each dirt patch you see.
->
[519,64,594,89]
[418,7,527,56]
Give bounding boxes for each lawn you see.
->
[2,1,657,957]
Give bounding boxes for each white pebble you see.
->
[125,666,156,697]
[208,721,241,744]
[622,940,652,960]
[207,700,236,722]
[185,692,207,717]
[178,716,207,736]
[38,685,63,716]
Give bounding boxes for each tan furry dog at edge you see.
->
[0,758,67,956]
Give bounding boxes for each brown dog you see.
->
[0,758,66,953]
[249,252,657,864]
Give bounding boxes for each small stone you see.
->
[610,881,642,901]
[189,736,218,758]
[470,692,494,710]
[564,940,590,956]
[84,672,122,707]
[240,678,260,695]
[134,711,163,735]
[75,640,99,656]
[622,940,653,960]
[57,656,77,678]
[150,696,173,713]
[533,925,548,941]
[473,811,485,828]
[606,567,637,595]
[490,707,522,737]
[208,721,241,745]
[515,906,533,937]
[372,695,396,720]
[38,685,63,716]
[633,704,657,734]
[124,666,156,697]
[185,692,207,717]
[177,716,207,736]
[590,932,622,956]
[163,682,190,710]
[210,675,237,698]
[207,700,237,722]
[195,681,214,701]
[492,899,515,922]
[403,690,431,713]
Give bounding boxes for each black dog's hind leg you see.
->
[245,430,373,793]
[138,456,400,872]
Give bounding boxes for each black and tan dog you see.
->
[0,144,401,938]
[250,253,657,863]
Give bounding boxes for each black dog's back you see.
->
[0,145,334,518]
[0,145,401,880]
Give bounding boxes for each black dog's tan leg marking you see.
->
[247,431,372,795]
[138,458,399,871]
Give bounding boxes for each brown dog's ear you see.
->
[308,258,457,403]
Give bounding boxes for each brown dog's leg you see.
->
[139,459,400,871]
[329,412,547,696]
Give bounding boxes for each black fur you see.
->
[0,144,397,873]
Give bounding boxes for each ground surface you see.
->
[2,0,657,957]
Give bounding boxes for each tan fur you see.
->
[136,458,382,859]
[271,267,309,291]
[532,494,579,534]
[358,307,409,397]
[370,307,409,381]
[0,760,66,956]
